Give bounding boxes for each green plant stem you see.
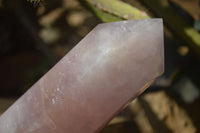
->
[140,0,200,57]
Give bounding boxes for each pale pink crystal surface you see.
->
[0,19,164,133]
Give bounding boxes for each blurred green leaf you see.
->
[79,0,150,22]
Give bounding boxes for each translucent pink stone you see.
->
[0,19,164,133]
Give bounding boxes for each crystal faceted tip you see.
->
[0,19,164,133]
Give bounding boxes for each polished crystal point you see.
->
[0,19,164,133]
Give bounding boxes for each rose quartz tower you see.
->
[0,19,164,133]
